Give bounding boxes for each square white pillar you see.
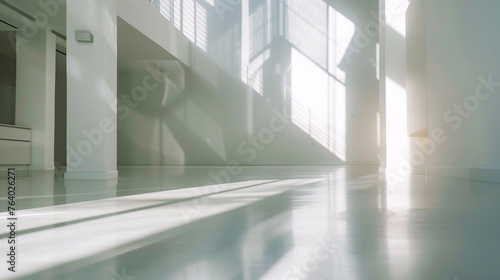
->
[15,29,56,171]
[65,0,118,180]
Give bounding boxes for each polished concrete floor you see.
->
[1,165,500,279]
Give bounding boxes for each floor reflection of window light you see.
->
[0,179,325,279]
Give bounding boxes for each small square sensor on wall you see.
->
[75,31,94,43]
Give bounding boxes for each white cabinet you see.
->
[0,124,32,165]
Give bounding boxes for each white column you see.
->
[15,29,56,171]
[64,0,118,180]
[378,0,387,170]
[383,0,409,174]
[241,0,249,71]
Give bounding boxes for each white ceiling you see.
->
[3,0,66,34]
[117,18,183,72]
[0,19,17,31]
[0,1,184,73]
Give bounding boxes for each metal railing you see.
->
[149,0,343,153]
[291,100,346,153]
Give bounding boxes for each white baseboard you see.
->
[384,165,426,176]
[471,167,500,183]
[64,170,118,180]
[29,165,55,171]
[426,166,471,179]
[0,165,29,173]
[409,166,426,175]
[345,161,380,165]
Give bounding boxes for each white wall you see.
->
[426,0,500,172]
[326,0,381,164]
[117,67,345,165]
[117,0,380,166]
[118,0,191,66]
[392,0,500,181]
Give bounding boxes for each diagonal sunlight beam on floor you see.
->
[0,178,325,280]
[0,180,278,237]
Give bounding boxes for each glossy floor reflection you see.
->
[1,166,500,279]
